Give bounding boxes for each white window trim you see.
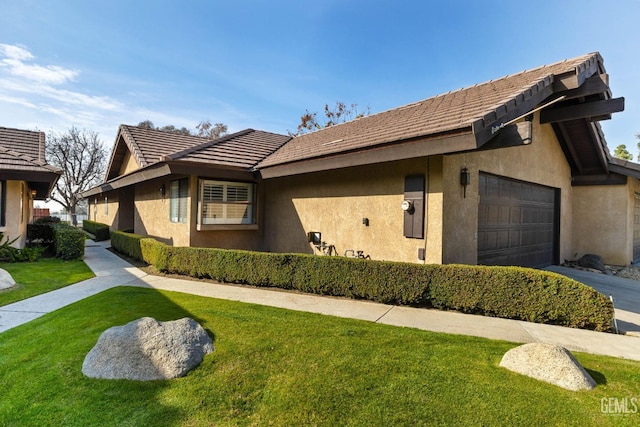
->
[197,179,257,230]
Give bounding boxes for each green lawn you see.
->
[0,258,95,307]
[0,287,638,426]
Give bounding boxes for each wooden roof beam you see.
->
[540,98,624,124]
[556,73,610,101]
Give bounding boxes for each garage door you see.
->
[477,173,558,268]
[633,193,640,263]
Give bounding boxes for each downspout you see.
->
[422,157,429,264]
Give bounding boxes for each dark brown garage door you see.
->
[633,193,640,264]
[477,173,558,268]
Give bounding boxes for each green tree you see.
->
[613,144,633,161]
[291,101,370,136]
[46,127,107,225]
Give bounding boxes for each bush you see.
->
[111,230,145,262]
[82,220,110,241]
[135,239,613,331]
[52,224,85,260]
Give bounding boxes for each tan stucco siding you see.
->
[134,178,190,246]
[572,184,630,265]
[2,181,30,248]
[262,158,440,263]
[91,191,120,229]
[118,151,140,176]
[441,116,573,265]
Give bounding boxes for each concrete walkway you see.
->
[1,241,639,361]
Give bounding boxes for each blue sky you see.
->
[1,0,640,157]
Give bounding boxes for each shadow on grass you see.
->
[0,286,210,426]
[585,368,608,386]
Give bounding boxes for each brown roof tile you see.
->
[0,127,61,173]
[166,129,291,169]
[257,53,600,169]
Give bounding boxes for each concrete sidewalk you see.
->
[1,241,639,361]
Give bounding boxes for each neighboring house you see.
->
[0,127,62,248]
[83,52,640,267]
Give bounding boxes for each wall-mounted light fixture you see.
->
[30,189,37,198]
[159,184,166,198]
[362,217,369,226]
[307,231,322,245]
[460,167,470,198]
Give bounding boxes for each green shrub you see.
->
[139,240,613,331]
[52,224,85,260]
[111,231,145,261]
[82,220,111,241]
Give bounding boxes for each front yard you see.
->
[0,258,94,307]
[1,286,639,426]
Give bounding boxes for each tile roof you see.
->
[119,125,212,168]
[104,125,292,182]
[0,127,60,173]
[165,129,291,169]
[256,53,601,169]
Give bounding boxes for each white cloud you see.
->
[0,43,78,84]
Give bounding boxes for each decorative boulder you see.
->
[0,268,16,290]
[82,317,213,381]
[576,254,606,273]
[499,343,596,391]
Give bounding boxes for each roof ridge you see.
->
[164,128,256,161]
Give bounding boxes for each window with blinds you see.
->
[170,179,188,223]
[200,180,255,225]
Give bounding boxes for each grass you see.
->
[0,258,95,307]
[0,287,639,426]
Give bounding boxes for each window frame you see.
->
[169,178,189,224]
[197,179,258,230]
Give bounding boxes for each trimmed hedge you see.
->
[110,230,145,261]
[133,239,614,331]
[82,220,111,241]
[52,224,85,260]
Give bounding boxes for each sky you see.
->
[1,0,640,161]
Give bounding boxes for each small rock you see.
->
[576,254,606,273]
[499,343,596,391]
[0,268,16,290]
[82,317,213,381]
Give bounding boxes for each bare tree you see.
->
[196,120,228,139]
[291,101,370,136]
[46,127,107,225]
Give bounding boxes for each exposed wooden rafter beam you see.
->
[556,73,610,100]
[540,98,624,124]
[553,122,584,175]
[478,121,532,151]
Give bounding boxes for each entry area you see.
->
[477,173,559,268]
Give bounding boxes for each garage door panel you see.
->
[478,173,558,268]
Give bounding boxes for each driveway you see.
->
[546,265,640,335]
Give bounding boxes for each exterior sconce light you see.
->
[362,217,369,226]
[159,184,166,198]
[30,189,37,198]
[460,167,470,198]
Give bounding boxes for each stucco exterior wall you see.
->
[119,151,140,176]
[262,158,443,263]
[134,177,190,246]
[91,191,120,229]
[572,184,631,266]
[2,181,30,248]
[441,115,573,265]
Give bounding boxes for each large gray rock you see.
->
[0,268,15,290]
[500,343,596,391]
[82,317,213,381]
